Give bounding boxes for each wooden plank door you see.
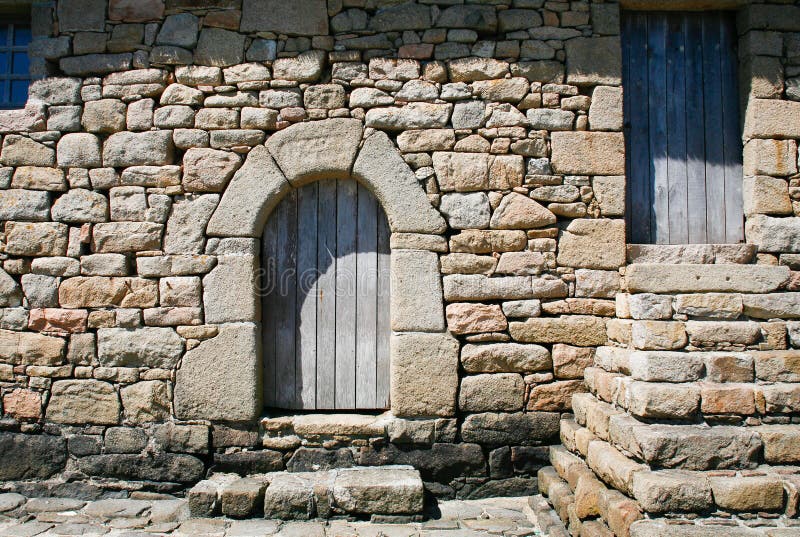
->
[261,179,391,410]
[622,11,743,244]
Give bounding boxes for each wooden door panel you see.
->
[262,179,391,410]
[622,10,743,245]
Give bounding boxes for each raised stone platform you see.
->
[188,465,424,520]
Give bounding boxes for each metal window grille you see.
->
[0,22,31,109]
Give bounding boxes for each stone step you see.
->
[552,434,798,518]
[188,465,424,520]
[572,392,800,470]
[595,347,800,384]
[626,244,757,265]
[625,263,790,294]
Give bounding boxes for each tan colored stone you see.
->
[445,303,507,335]
[743,175,792,216]
[459,373,524,412]
[5,222,68,257]
[626,382,700,419]
[557,219,626,269]
[587,440,645,496]
[686,320,761,346]
[744,98,800,139]
[461,342,551,373]
[0,329,65,365]
[121,381,170,423]
[391,332,459,418]
[757,424,800,463]
[626,264,790,294]
[449,230,527,253]
[551,132,624,175]
[432,152,488,192]
[673,293,743,319]
[709,476,785,512]
[631,321,687,351]
[509,316,607,346]
[488,154,524,189]
[396,129,455,152]
[743,139,798,176]
[440,253,497,275]
[552,344,595,379]
[700,383,755,415]
[490,192,556,230]
[59,277,158,308]
[3,388,42,420]
[529,380,586,411]
[46,379,120,425]
[28,308,88,333]
[495,251,546,276]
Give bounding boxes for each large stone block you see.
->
[57,0,106,31]
[745,215,800,253]
[510,316,607,346]
[461,412,560,445]
[0,329,65,365]
[391,332,459,418]
[164,195,218,254]
[391,250,445,332]
[490,192,556,229]
[0,190,50,221]
[446,303,506,335]
[743,293,800,319]
[439,192,490,229]
[46,380,121,425]
[272,50,325,83]
[77,453,204,483]
[353,130,446,234]
[557,219,626,269]
[566,37,621,86]
[175,323,261,421]
[203,255,260,323]
[97,327,183,368]
[626,382,700,419]
[366,103,452,130]
[121,380,170,423]
[0,433,67,480]
[743,139,798,176]
[461,342,551,374]
[194,28,245,67]
[743,98,800,139]
[459,373,524,412]
[92,222,163,252]
[743,175,792,216]
[551,132,625,175]
[626,264,790,293]
[59,277,158,308]
[631,470,712,514]
[266,119,362,186]
[103,131,175,167]
[52,189,109,223]
[5,222,68,257]
[182,148,242,193]
[241,0,328,35]
[332,466,424,515]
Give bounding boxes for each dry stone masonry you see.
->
[0,0,797,532]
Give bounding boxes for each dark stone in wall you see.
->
[512,445,550,474]
[68,435,102,457]
[286,447,354,472]
[359,443,486,483]
[489,446,512,479]
[0,433,67,480]
[463,477,537,500]
[57,0,107,32]
[77,453,205,483]
[240,0,329,36]
[212,450,284,475]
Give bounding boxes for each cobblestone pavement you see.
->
[0,495,542,537]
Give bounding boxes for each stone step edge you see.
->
[626,244,757,265]
[571,393,800,470]
[549,436,799,518]
[528,493,570,537]
[188,465,424,520]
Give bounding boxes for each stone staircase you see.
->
[537,244,800,536]
[186,465,425,520]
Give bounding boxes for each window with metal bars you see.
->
[0,21,31,109]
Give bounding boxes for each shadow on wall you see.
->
[260,178,392,412]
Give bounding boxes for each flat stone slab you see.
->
[625,264,790,294]
[332,466,424,515]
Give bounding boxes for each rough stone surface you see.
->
[391,332,459,418]
[46,380,121,425]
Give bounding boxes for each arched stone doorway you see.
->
[174,119,459,422]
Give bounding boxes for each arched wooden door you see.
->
[261,179,391,410]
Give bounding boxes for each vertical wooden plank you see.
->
[720,12,744,243]
[622,11,633,239]
[647,13,670,244]
[274,189,298,408]
[702,12,727,244]
[625,11,653,244]
[295,182,318,409]
[685,12,708,244]
[261,204,279,407]
[666,13,689,244]
[316,179,337,409]
[335,180,358,409]
[376,209,391,409]
[355,183,378,409]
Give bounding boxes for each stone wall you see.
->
[0,0,797,516]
